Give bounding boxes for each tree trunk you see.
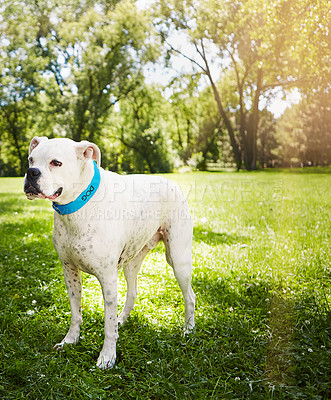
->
[14,136,24,176]
[11,128,25,176]
[207,73,242,169]
[244,69,263,170]
[186,118,191,147]
[175,113,183,150]
[145,156,156,174]
[116,132,155,173]
[4,107,25,175]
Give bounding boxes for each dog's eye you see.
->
[50,160,62,167]
[28,157,33,165]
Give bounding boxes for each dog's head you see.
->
[24,137,101,204]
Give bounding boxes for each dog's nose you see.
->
[27,168,41,180]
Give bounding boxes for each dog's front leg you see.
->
[96,270,118,370]
[54,262,82,349]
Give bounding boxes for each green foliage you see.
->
[166,76,236,170]
[154,0,330,170]
[167,74,201,163]
[0,0,51,175]
[51,0,157,142]
[106,84,174,173]
[278,0,330,91]
[0,0,159,174]
[256,110,279,168]
[276,91,331,167]
[0,0,329,175]
[0,171,330,398]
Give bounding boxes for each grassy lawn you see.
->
[0,171,330,399]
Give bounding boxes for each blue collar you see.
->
[52,161,101,216]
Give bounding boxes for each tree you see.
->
[167,74,231,170]
[276,92,331,167]
[301,92,331,166]
[188,84,228,170]
[0,0,161,174]
[167,74,201,164]
[32,0,158,142]
[154,0,330,170]
[0,0,48,175]
[256,110,278,168]
[106,84,173,173]
[0,0,158,137]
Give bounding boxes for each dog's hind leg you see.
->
[118,232,162,326]
[162,217,195,334]
[118,250,146,326]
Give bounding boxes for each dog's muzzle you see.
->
[24,168,42,196]
[26,167,41,181]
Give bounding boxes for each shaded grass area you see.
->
[0,171,330,399]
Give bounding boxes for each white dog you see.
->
[24,137,195,369]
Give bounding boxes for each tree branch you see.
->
[159,31,207,73]
[262,77,305,91]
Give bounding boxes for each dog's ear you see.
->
[76,141,101,168]
[29,137,48,155]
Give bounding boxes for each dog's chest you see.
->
[53,222,102,274]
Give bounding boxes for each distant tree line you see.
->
[0,0,329,176]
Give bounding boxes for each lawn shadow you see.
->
[98,272,274,397]
[193,227,249,246]
[192,273,271,313]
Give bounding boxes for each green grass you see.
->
[0,171,330,399]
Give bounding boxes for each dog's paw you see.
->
[184,324,195,336]
[53,336,79,350]
[117,315,127,326]
[96,352,116,370]
[54,341,66,351]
